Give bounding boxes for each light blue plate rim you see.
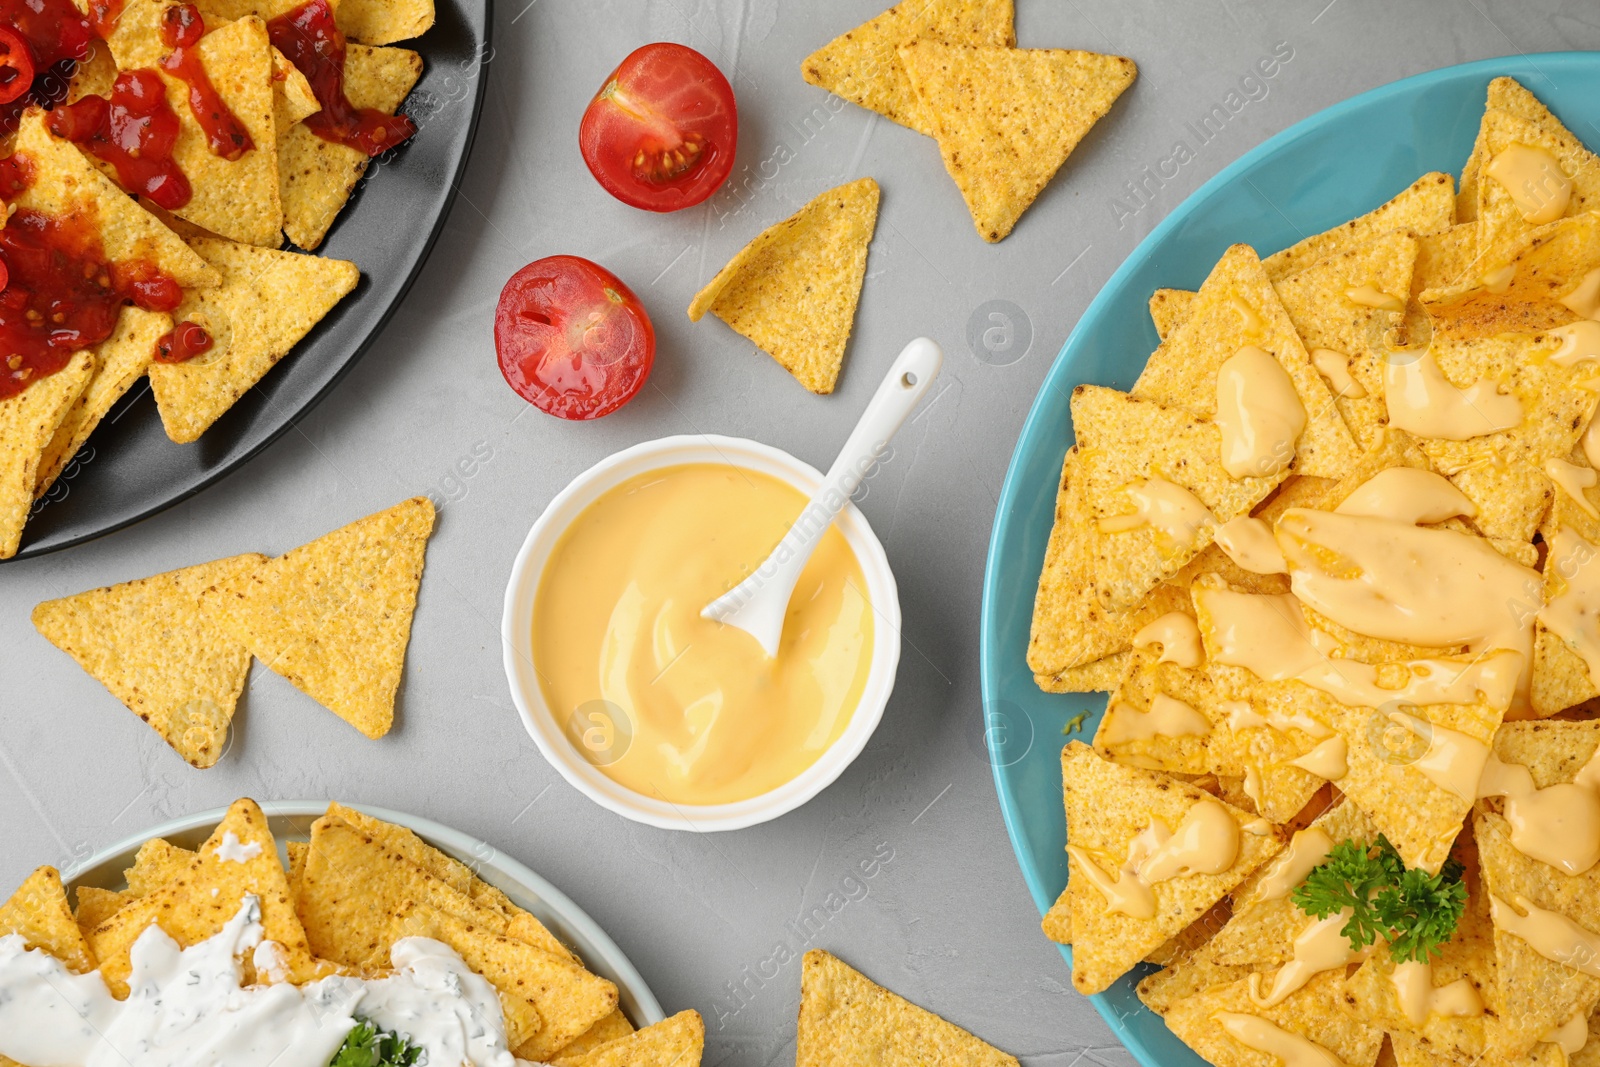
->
[978,51,1599,1064]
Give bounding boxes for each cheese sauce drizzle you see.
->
[1486,142,1573,224]
[1215,516,1288,575]
[1381,350,1522,440]
[1490,894,1600,978]
[1132,612,1204,668]
[1390,960,1483,1025]
[1310,348,1366,398]
[1101,694,1212,746]
[1215,346,1306,480]
[1068,799,1240,919]
[1214,1012,1344,1067]
[1098,478,1216,549]
[1477,743,1600,875]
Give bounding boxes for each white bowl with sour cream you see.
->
[501,434,902,833]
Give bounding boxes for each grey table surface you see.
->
[2,1,1597,1063]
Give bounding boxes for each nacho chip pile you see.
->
[32,496,434,765]
[0,799,703,1064]
[0,0,431,557]
[1030,78,1600,1067]
[803,0,1135,242]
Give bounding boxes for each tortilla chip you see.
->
[1412,222,1477,295]
[1062,742,1282,994]
[1150,288,1197,342]
[35,307,166,497]
[1035,650,1132,693]
[10,110,217,288]
[796,949,1019,1066]
[87,798,319,997]
[126,838,199,897]
[200,497,433,739]
[0,866,97,973]
[272,46,320,142]
[551,1011,637,1063]
[336,0,433,46]
[1095,649,1214,775]
[1533,492,1600,717]
[688,178,878,394]
[0,350,92,559]
[1137,954,1254,1017]
[73,886,128,938]
[105,2,282,246]
[1473,102,1600,263]
[1075,384,1284,610]
[1476,809,1600,1062]
[1273,229,1417,450]
[280,43,421,250]
[551,1011,702,1067]
[1260,172,1455,282]
[897,40,1135,243]
[191,0,308,19]
[799,0,1014,137]
[67,36,116,101]
[148,236,359,442]
[1041,884,1071,945]
[1161,971,1384,1067]
[1423,213,1600,342]
[1133,243,1360,481]
[1459,77,1561,221]
[32,554,261,768]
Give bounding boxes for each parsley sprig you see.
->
[1288,835,1467,963]
[329,1020,423,1067]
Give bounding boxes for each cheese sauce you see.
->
[532,464,872,806]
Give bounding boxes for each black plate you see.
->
[8,0,492,561]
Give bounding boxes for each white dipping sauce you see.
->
[0,896,537,1067]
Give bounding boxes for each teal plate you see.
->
[979,53,1599,1063]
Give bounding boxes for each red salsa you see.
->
[0,157,186,400]
[154,321,212,363]
[267,0,414,157]
[86,0,126,39]
[48,69,192,210]
[0,0,93,133]
[159,3,253,160]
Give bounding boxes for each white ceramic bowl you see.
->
[501,434,901,832]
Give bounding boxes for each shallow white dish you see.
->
[501,434,902,832]
[65,800,664,1031]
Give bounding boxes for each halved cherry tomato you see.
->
[0,28,36,106]
[495,255,655,420]
[578,42,736,213]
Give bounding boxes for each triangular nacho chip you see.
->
[1062,742,1282,994]
[148,236,359,442]
[35,306,167,497]
[1472,99,1600,263]
[200,497,433,738]
[336,0,434,46]
[103,1,282,246]
[1133,243,1360,480]
[1095,646,1215,776]
[31,553,263,768]
[73,886,128,939]
[1034,649,1132,693]
[1149,287,1197,341]
[86,798,320,997]
[551,1012,636,1062]
[280,43,421,250]
[688,178,878,394]
[272,46,320,142]
[1136,953,1254,1017]
[0,866,97,974]
[0,349,92,559]
[1160,971,1384,1067]
[10,110,218,289]
[1533,489,1600,717]
[897,39,1135,243]
[1458,76,1561,222]
[799,0,1014,137]
[1260,171,1454,282]
[796,949,1019,1066]
[550,1011,702,1067]
[1422,211,1600,339]
[125,838,199,897]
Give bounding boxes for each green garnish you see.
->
[1063,712,1090,736]
[329,1020,423,1067]
[1289,836,1467,963]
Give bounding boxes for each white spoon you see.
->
[702,337,944,657]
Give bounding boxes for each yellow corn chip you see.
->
[1424,211,1600,340]
[126,838,199,898]
[551,1010,702,1067]
[1095,648,1214,775]
[1133,243,1360,480]
[200,497,434,738]
[897,40,1135,243]
[1146,899,1232,967]
[1136,954,1254,1017]
[1533,487,1600,717]
[10,110,217,288]
[1041,884,1071,945]
[1260,171,1455,281]
[796,949,1019,1066]
[336,0,434,46]
[1061,742,1282,994]
[689,178,878,394]
[1149,288,1197,341]
[389,903,548,1049]
[148,236,359,442]
[73,886,128,938]
[285,839,307,898]
[67,37,116,101]
[799,0,1013,137]
[551,1011,637,1063]
[0,866,97,973]
[105,2,282,246]
[272,46,320,142]
[32,553,262,768]
[1413,222,1477,295]
[1034,649,1132,693]
[1458,77,1559,221]
[87,798,320,996]
[0,350,92,559]
[192,0,309,19]
[1473,101,1600,263]
[35,307,166,497]
[280,43,421,250]
[1161,971,1384,1067]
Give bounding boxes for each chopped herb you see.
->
[329,1019,423,1067]
[1063,712,1090,736]
[1289,835,1467,963]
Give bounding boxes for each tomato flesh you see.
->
[579,42,736,213]
[495,256,655,420]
